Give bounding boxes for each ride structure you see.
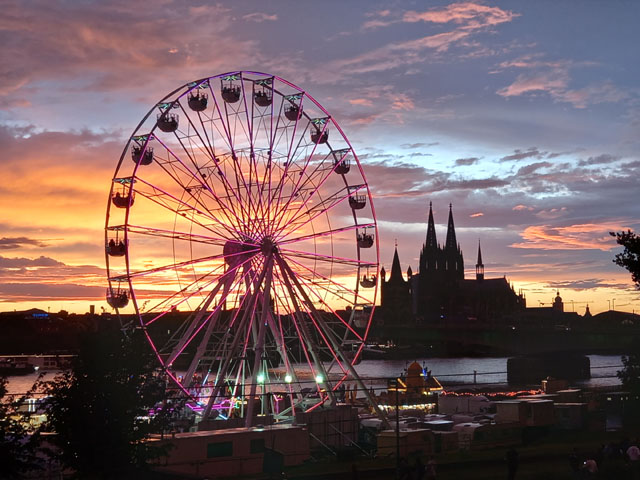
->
[105,71,387,427]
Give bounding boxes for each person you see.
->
[628,443,640,479]
[582,458,598,479]
[425,456,437,480]
[398,457,410,480]
[414,457,426,480]
[568,449,581,479]
[505,448,518,480]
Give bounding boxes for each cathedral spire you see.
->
[476,239,484,281]
[445,203,457,250]
[389,245,404,282]
[425,201,437,249]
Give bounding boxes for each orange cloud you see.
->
[513,204,535,211]
[511,222,627,251]
[349,98,374,107]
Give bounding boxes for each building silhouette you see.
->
[380,203,526,324]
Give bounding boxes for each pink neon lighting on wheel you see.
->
[105,71,380,424]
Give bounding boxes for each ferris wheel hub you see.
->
[260,236,277,257]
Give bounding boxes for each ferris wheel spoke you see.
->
[284,254,373,306]
[147,251,259,332]
[273,153,353,235]
[269,118,329,230]
[279,247,375,268]
[268,159,328,237]
[267,104,310,228]
[151,136,252,233]
[278,222,375,247]
[123,224,252,249]
[133,166,241,238]
[276,184,368,241]
[131,176,222,224]
[179,101,255,231]
[112,246,257,283]
[281,261,362,335]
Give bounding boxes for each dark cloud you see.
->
[455,157,480,166]
[578,154,620,166]
[500,148,544,162]
[0,282,105,301]
[400,142,439,149]
[0,236,47,249]
[516,162,552,176]
[548,279,632,290]
[0,255,64,268]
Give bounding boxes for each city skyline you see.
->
[1,1,639,314]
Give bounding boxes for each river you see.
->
[4,354,624,397]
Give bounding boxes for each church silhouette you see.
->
[380,203,526,325]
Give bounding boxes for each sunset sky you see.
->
[1,0,639,315]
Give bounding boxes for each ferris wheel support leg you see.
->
[166,277,228,367]
[277,255,391,430]
[244,255,275,428]
[274,254,336,405]
[182,272,236,388]
[202,262,270,420]
[265,311,304,420]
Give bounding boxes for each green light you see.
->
[284,374,293,383]
[257,373,265,383]
[315,374,324,384]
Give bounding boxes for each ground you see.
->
[271,429,640,480]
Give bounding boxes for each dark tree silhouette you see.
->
[611,230,640,288]
[41,328,176,479]
[0,376,42,479]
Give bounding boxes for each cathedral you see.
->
[379,203,526,324]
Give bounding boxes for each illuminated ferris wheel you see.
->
[105,71,381,423]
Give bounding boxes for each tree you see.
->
[41,328,176,479]
[611,230,640,288]
[618,336,640,425]
[0,376,42,479]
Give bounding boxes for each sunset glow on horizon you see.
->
[1,1,639,316]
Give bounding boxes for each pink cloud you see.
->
[497,71,569,97]
[496,55,627,108]
[343,3,517,74]
[0,2,256,100]
[242,12,278,22]
[470,212,484,217]
[403,3,517,27]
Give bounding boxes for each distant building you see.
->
[380,203,526,324]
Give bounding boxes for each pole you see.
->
[395,385,400,475]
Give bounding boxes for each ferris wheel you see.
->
[105,71,383,424]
